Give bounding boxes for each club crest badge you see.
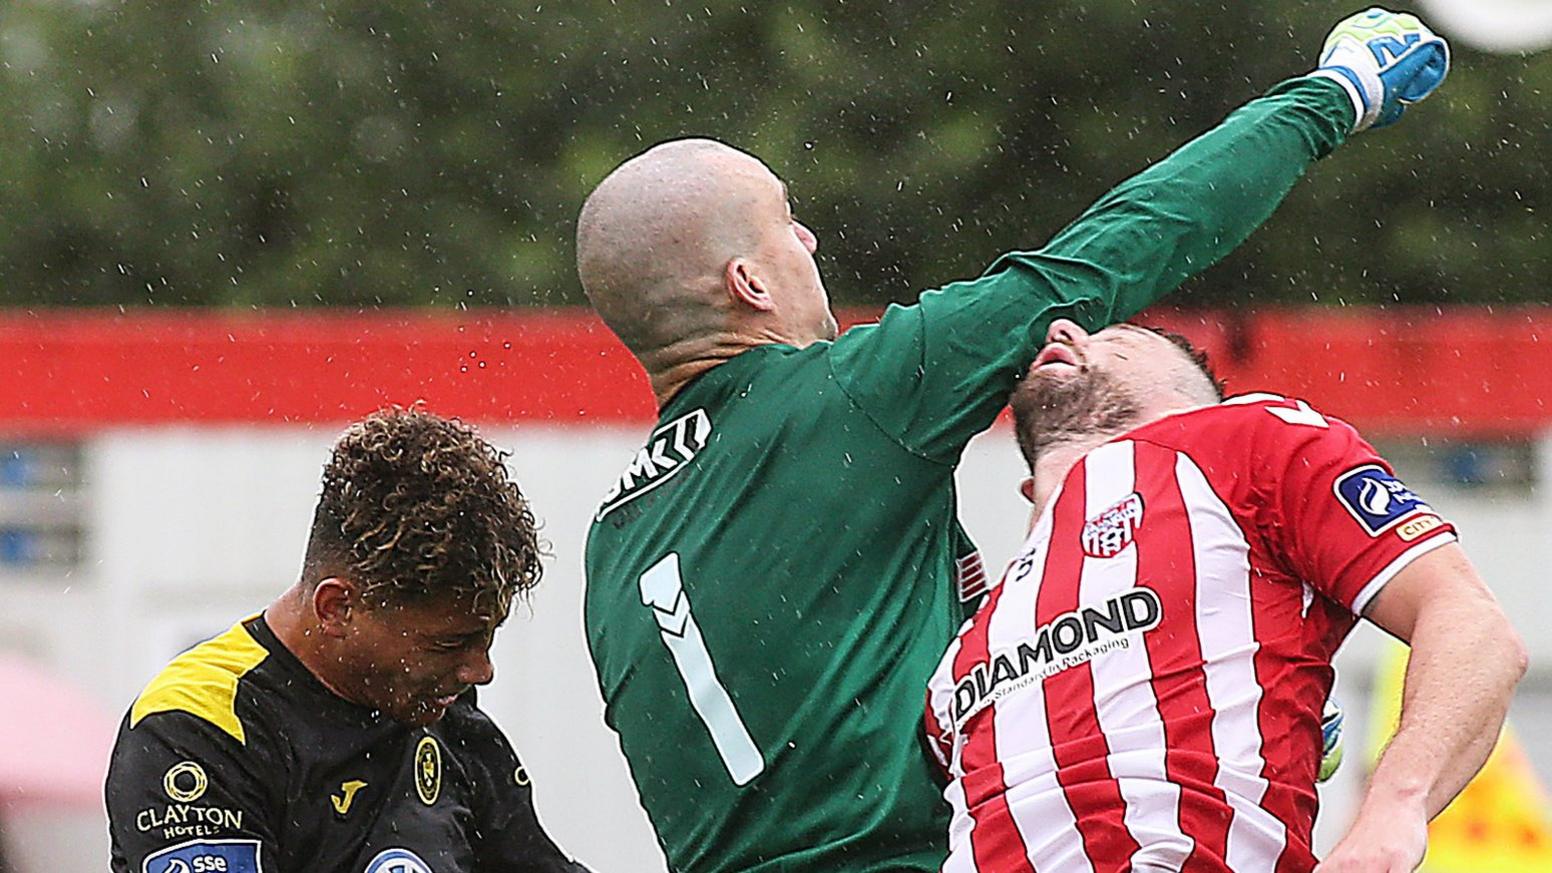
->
[414,736,441,806]
[1081,492,1145,558]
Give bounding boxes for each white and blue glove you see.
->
[1312,7,1450,133]
[1318,696,1345,784]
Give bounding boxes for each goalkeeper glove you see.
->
[1318,696,1346,783]
[1312,7,1450,133]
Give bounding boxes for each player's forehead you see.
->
[759,165,790,208]
[1095,322,1172,347]
[1094,324,1202,372]
[383,592,506,635]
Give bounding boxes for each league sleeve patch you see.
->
[142,839,261,873]
[1333,465,1432,536]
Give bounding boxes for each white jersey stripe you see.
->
[1080,442,1193,870]
[989,488,1091,872]
[929,636,965,772]
[1174,453,1287,871]
[942,777,978,873]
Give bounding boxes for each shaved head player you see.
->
[579,10,1449,872]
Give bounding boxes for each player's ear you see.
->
[1019,477,1036,504]
[725,258,776,312]
[312,577,357,638]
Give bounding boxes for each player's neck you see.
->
[264,586,361,704]
[1028,435,1114,521]
[1026,395,1209,522]
[645,326,817,408]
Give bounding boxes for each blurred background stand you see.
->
[0,656,116,873]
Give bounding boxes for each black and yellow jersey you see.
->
[105,614,587,873]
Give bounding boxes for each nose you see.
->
[794,221,818,255]
[1045,318,1089,347]
[457,649,495,687]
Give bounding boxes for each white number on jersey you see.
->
[639,553,764,785]
[1224,393,1330,428]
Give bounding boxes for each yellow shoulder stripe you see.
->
[130,618,269,745]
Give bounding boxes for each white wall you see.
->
[2,423,1548,871]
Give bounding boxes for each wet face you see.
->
[1015,319,1194,458]
[336,591,504,726]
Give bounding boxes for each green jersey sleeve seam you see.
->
[824,346,958,471]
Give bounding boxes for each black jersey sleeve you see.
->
[458,711,590,873]
[106,710,281,873]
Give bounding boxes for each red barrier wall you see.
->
[3,307,1548,437]
[1147,308,1552,438]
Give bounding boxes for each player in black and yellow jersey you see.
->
[106,408,588,873]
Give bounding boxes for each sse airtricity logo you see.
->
[364,848,433,873]
[141,839,260,873]
[1334,464,1432,536]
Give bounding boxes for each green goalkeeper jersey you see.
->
[584,76,1351,873]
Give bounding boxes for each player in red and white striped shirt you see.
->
[925,319,1526,873]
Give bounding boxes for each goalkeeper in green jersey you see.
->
[575,9,1447,872]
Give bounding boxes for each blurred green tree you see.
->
[0,0,1545,308]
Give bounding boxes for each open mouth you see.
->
[425,691,464,711]
[1033,342,1081,370]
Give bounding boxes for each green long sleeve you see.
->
[830,75,1354,463]
[1017,74,1352,326]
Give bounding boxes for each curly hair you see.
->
[301,407,543,614]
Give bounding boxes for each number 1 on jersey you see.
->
[639,553,764,785]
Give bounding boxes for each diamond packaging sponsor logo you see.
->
[951,588,1162,727]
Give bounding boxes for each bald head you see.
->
[577,140,772,350]
[576,139,833,396]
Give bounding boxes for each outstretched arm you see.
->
[1035,4,1451,324]
[830,75,1352,462]
[1316,544,1528,872]
[1003,73,1351,327]
[830,10,1449,463]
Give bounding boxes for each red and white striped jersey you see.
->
[924,395,1457,873]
